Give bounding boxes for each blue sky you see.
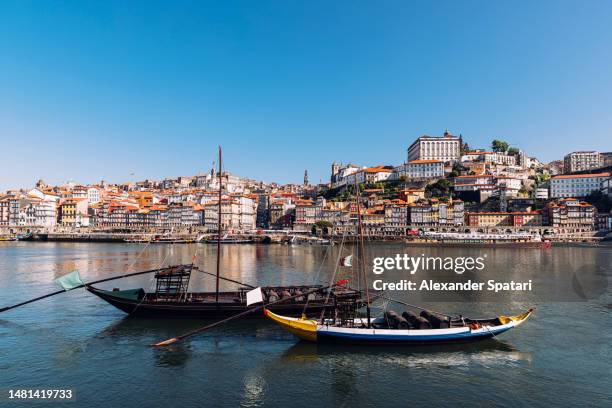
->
[1,1,611,190]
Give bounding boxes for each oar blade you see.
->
[151,338,179,347]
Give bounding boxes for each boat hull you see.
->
[87,286,332,319]
[265,309,532,345]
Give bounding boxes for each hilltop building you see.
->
[407,130,461,163]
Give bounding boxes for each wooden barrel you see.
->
[267,290,279,302]
[293,289,304,302]
[385,310,411,329]
[420,310,450,329]
[402,311,431,329]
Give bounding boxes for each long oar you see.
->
[152,284,335,347]
[194,269,256,289]
[0,265,189,313]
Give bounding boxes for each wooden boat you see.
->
[265,307,533,344]
[202,233,254,244]
[16,232,34,241]
[87,264,332,319]
[87,284,332,319]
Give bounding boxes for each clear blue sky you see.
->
[1,1,611,190]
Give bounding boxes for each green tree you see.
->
[584,190,612,212]
[491,139,509,153]
[315,220,333,229]
[425,178,452,198]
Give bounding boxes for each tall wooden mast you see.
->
[354,182,371,327]
[215,146,222,303]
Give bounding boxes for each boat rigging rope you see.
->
[315,230,348,322]
[128,248,171,316]
[300,237,334,316]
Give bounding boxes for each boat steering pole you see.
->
[151,284,337,347]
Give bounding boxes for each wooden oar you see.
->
[0,265,189,314]
[194,269,256,289]
[152,284,334,347]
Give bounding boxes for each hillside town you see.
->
[1,130,611,241]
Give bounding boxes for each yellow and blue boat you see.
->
[265,308,533,345]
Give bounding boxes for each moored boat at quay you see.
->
[409,231,551,247]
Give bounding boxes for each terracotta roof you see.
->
[467,211,541,215]
[552,172,610,179]
[408,159,443,164]
[454,175,493,179]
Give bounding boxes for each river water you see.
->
[0,242,610,407]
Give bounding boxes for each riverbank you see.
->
[0,232,607,247]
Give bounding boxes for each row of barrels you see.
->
[385,310,450,330]
[266,289,319,303]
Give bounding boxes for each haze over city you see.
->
[1,1,611,190]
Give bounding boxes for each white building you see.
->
[495,176,522,190]
[407,131,461,163]
[345,166,394,186]
[563,151,603,173]
[461,151,516,166]
[550,172,610,198]
[396,160,444,180]
[34,200,57,227]
[330,163,362,188]
[535,187,549,200]
[87,187,101,204]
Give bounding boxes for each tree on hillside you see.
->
[584,190,612,213]
[491,139,509,153]
[426,178,452,199]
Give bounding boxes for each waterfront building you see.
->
[563,151,603,173]
[407,130,461,163]
[550,172,610,198]
[167,203,200,227]
[0,196,11,226]
[59,198,89,228]
[34,200,57,227]
[465,211,542,228]
[294,199,323,231]
[544,198,596,230]
[269,200,294,229]
[362,208,385,235]
[408,200,465,227]
[256,193,270,228]
[320,207,350,234]
[384,200,409,235]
